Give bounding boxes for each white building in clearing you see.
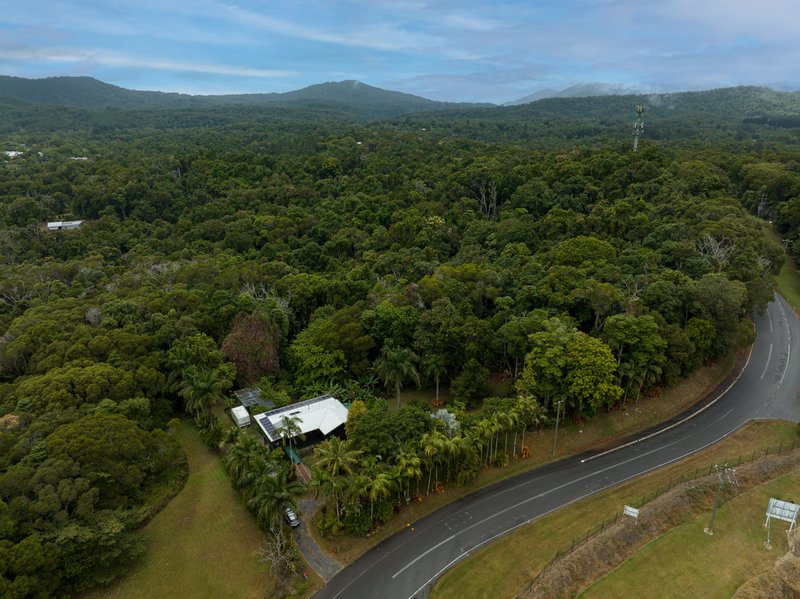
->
[254,394,348,445]
[47,220,83,231]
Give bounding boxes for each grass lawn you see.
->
[431,420,800,599]
[579,469,800,599]
[775,254,800,314]
[84,420,272,599]
[310,355,735,566]
[764,224,800,313]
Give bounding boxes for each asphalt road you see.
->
[313,295,800,599]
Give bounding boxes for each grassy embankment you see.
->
[431,420,800,599]
[85,420,321,599]
[579,464,800,599]
[775,253,800,314]
[309,354,735,565]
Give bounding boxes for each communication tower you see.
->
[632,104,645,151]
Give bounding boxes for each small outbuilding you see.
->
[230,405,252,428]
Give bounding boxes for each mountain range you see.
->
[1,75,800,141]
[0,76,488,120]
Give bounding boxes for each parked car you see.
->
[284,506,300,528]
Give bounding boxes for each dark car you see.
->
[284,506,300,528]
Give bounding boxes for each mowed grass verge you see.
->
[580,468,800,599]
[763,224,800,313]
[85,420,272,599]
[775,254,800,314]
[431,420,800,599]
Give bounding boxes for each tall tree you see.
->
[373,344,420,409]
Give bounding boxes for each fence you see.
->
[516,438,798,597]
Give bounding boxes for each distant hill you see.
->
[506,83,643,106]
[0,76,487,120]
[393,86,800,147]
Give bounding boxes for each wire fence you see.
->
[516,438,798,597]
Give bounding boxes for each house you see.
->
[254,394,348,446]
[47,220,83,232]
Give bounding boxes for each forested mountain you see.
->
[0,76,483,120]
[1,81,800,596]
[394,86,800,145]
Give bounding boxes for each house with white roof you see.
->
[254,394,348,446]
[47,220,83,232]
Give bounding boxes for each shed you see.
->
[230,405,251,428]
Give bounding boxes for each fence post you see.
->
[694,467,699,479]
[779,441,783,453]
[752,450,756,462]
[737,454,742,466]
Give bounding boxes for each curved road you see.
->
[313,295,800,599]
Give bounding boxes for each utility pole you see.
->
[704,463,735,535]
[632,104,645,152]
[552,400,564,456]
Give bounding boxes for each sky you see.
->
[1,0,798,104]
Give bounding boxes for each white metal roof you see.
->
[231,405,250,424]
[254,394,348,443]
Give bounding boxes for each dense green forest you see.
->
[1,81,800,596]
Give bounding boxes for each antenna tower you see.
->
[632,104,645,151]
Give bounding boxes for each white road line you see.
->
[581,330,755,464]
[391,535,455,579]
[406,427,740,599]
[768,309,773,332]
[760,343,773,379]
[779,340,791,387]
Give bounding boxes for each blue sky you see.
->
[1,0,798,103]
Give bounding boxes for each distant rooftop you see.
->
[254,394,348,444]
[47,220,83,231]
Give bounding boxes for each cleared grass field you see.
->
[431,420,800,599]
[84,421,272,599]
[580,470,800,599]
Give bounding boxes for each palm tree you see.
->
[276,415,304,454]
[373,344,420,409]
[311,468,345,521]
[220,425,242,451]
[364,471,395,520]
[516,394,543,453]
[394,451,422,501]
[313,437,362,477]
[178,365,231,417]
[246,465,305,534]
[420,431,447,494]
[422,353,448,404]
[500,410,519,455]
[223,433,265,487]
[342,473,369,518]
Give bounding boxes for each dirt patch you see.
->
[731,551,800,599]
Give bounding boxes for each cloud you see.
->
[0,47,296,78]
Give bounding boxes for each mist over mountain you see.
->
[506,83,644,106]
